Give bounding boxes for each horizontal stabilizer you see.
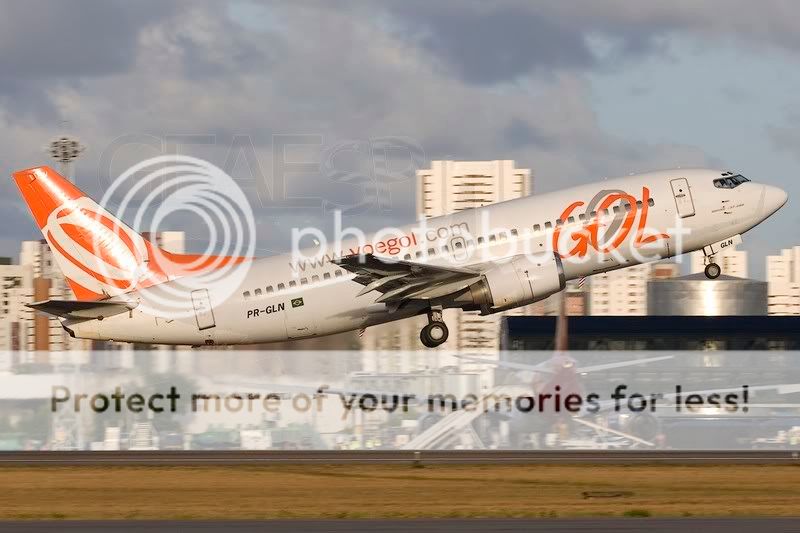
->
[27,299,137,320]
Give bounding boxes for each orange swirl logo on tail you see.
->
[43,197,154,297]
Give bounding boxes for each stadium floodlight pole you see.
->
[46,135,85,182]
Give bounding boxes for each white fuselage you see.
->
[64,168,787,345]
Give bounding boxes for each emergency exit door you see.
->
[670,178,695,218]
[191,288,216,330]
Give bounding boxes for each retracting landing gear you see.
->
[703,254,721,279]
[420,307,449,348]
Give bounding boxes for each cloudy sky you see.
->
[2,0,800,278]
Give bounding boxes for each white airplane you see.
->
[13,166,786,348]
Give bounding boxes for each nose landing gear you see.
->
[704,262,721,279]
[420,307,449,348]
[702,252,721,279]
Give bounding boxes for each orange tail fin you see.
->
[12,166,246,301]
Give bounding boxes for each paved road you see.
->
[0,450,799,465]
[1,519,799,532]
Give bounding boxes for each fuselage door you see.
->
[284,296,317,338]
[670,178,695,218]
[190,288,216,330]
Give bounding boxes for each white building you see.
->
[589,264,651,316]
[689,246,748,279]
[766,246,800,315]
[0,242,92,362]
[361,160,532,366]
[588,261,679,316]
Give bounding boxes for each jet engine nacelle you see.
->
[462,253,566,314]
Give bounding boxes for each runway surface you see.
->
[1,449,799,465]
[0,519,799,532]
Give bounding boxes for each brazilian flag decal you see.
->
[291,297,304,308]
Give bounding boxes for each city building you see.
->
[361,160,532,363]
[766,246,800,315]
[588,265,650,316]
[587,261,679,316]
[526,280,586,317]
[0,242,92,362]
[415,160,531,215]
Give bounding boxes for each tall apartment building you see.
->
[361,161,532,365]
[766,246,800,315]
[0,241,92,367]
[689,247,748,278]
[588,261,679,316]
[1,234,191,370]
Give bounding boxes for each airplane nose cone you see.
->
[762,185,788,216]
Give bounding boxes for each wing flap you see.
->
[334,253,479,303]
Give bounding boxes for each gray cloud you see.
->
[386,0,800,85]
[0,0,766,260]
[0,0,177,78]
[389,2,594,84]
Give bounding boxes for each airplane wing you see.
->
[28,299,137,320]
[456,355,555,373]
[334,253,482,303]
[455,354,674,374]
[575,356,674,373]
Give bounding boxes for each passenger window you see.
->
[602,208,609,216]
[335,270,343,277]
[498,232,507,241]
[648,198,655,207]
[323,272,331,280]
[300,278,308,285]
[578,214,586,222]
[477,236,484,244]
[266,286,274,293]
[544,221,552,229]
[489,234,496,242]
[455,241,463,249]
[556,219,563,226]
[428,248,436,256]
[533,224,541,232]
[511,228,518,236]
[254,288,262,297]
[404,254,411,260]
[416,251,423,258]
[623,203,631,212]
[590,211,598,218]
[636,200,643,208]
[289,280,297,288]
[567,216,575,224]
[613,206,620,214]
[277,283,285,291]
[243,291,251,299]
[312,275,319,283]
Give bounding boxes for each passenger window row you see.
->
[242,198,657,300]
[243,269,345,300]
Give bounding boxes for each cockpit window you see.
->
[713,174,749,189]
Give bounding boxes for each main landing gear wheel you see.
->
[704,262,721,279]
[420,322,449,348]
[420,307,449,348]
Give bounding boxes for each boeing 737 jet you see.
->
[12,166,787,348]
